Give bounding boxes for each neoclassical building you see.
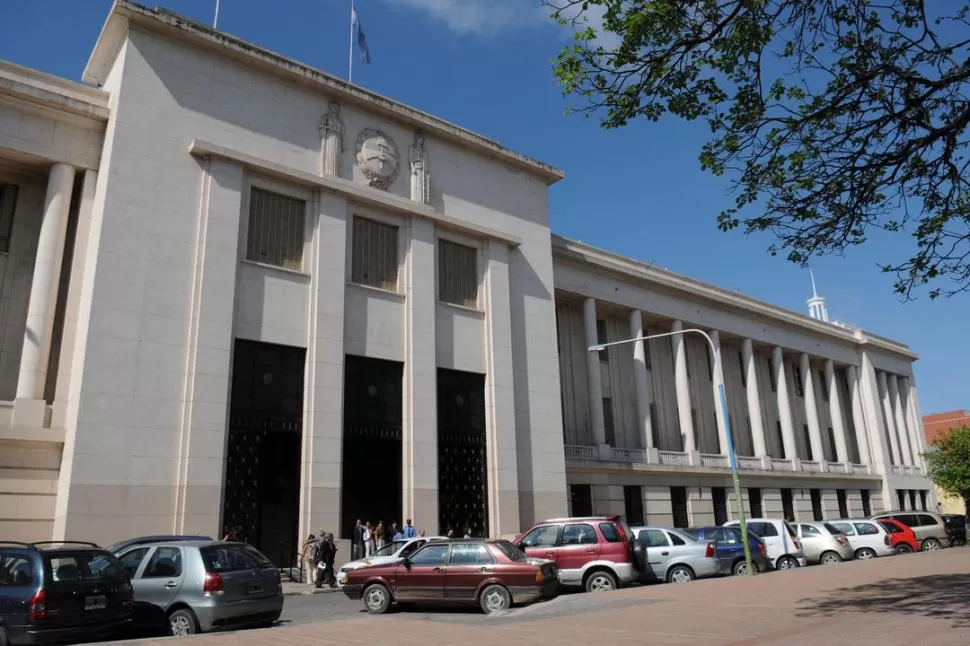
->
[0,1,935,561]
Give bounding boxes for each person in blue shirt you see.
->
[402,518,417,539]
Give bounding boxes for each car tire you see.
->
[732,559,757,576]
[666,565,695,583]
[584,569,618,593]
[895,543,914,554]
[921,538,942,552]
[168,608,199,636]
[631,537,647,572]
[776,555,798,570]
[855,547,876,560]
[363,583,392,614]
[479,584,511,614]
[819,551,842,565]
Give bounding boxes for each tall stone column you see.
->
[709,330,729,455]
[16,162,76,423]
[824,360,849,463]
[741,338,767,457]
[629,309,654,449]
[877,371,901,465]
[671,320,695,453]
[858,354,893,474]
[888,375,913,466]
[903,378,927,470]
[799,354,824,462]
[583,298,607,446]
[771,347,797,460]
[846,365,872,465]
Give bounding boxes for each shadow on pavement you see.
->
[796,574,970,628]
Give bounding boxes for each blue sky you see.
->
[1,0,966,413]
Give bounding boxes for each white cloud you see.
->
[380,0,548,36]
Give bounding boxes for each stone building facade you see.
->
[0,2,936,559]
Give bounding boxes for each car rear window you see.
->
[493,540,529,562]
[200,545,273,572]
[878,521,901,534]
[783,522,798,540]
[599,522,623,543]
[0,555,35,586]
[45,552,126,582]
[823,523,844,536]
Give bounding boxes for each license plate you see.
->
[84,595,106,611]
[249,583,263,594]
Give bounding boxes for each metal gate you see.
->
[437,368,488,538]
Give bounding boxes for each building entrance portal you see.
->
[222,339,305,567]
[341,356,403,540]
[437,368,488,538]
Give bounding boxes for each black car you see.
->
[942,515,967,546]
[0,541,133,645]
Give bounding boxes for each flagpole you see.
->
[348,0,355,83]
[213,0,221,28]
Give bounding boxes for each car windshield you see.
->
[372,541,408,558]
[493,540,529,562]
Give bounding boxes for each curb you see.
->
[283,587,341,597]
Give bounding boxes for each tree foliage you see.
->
[547,0,970,299]
[924,425,970,504]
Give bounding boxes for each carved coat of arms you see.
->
[355,128,400,190]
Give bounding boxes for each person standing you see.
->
[352,519,364,560]
[375,521,386,550]
[300,534,318,584]
[314,532,332,589]
[363,521,374,557]
[323,533,338,588]
[391,522,403,541]
[402,518,416,539]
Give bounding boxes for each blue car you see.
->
[683,526,771,575]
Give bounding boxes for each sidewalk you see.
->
[113,549,970,645]
[280,581,340,596]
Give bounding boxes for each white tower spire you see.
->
[807,269,829,321]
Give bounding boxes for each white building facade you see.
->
[0,2,935,559]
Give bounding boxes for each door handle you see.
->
[479,567,492,572]
[583,548,596,553]
[432,567,442,572]
[661,551,669,556]
[165,581,178,588]
[544,552,554,557]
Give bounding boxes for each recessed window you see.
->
[437,239,478,307]
[246,187,305,270]
[0,183,18,253]
[792,363,805,396]
[351,216,399,290]
[819,370,829,401]
[738,350,747,387]
[596,319,609,362]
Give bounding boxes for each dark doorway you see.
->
[861,489,871,516]
[624,486,644,526]
[570,485,592,516]
[810,489,823,521]
[837,489,848,517]
[341,356,403,540]
[223,339,305,567]
[437,368,488,538]
[781,488,795,521]
[671,486,689,528]
[712,487,728,526]
[749,487,763,518]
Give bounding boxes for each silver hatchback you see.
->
[115,540,283,636]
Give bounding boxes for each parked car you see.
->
[723,518,806,570]
[336,536,448,587]
[877,518,919,553]
[942,514,967,547]
[870,511,950,551]
[108,536,212,555]
[682,526,771,575]
[0,541,133,645]
[113,540,283,636]
[828,519,894,559]
[792,522,854,565]
[630,527,720,583]
[342,539,558,614]
[515,515,645,592]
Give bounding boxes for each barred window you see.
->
[246,187,305,270]
[0,183,18,253]
[437,239,478,307]
[351,216,399,290]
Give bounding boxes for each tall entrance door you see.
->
[341,356,403,540]
[222,339,305,567]
[437,368,488,538]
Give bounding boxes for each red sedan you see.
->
[342,539,558,614]
[877,519,919,553]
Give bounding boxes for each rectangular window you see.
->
[246,187,305,270]
[0,183,18,253]
[810,489,823,521]
[781,488,795,522]
[602,398,615,446]
[803,424,813,460]
[623,486,644,526]
[769,360,777,392]
[738,350,747,387]
[837,489,848,518]
[749,487,763,518]
[712,487,727,526]
[919,490,928,511]
[438,239,478,307]
[792,363,804,397]
[827,427,836,461]
[819,371,829,401]
[643,330,653,370]
[596,320,609,362]
[861,489,871,517]
[670,487,689,529]
[705,346,713,380]
[908,490,917,511]
[570,485,592,516]
[649,402,660,449]
[897,490,907,510]
[351,216,399,290]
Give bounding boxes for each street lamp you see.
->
[589,328,755,576]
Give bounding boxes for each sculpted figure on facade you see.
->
[409,132,430,204]
[355,128,400,190]
[320,101,344,177]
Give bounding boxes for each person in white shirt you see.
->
[363,521,374,557]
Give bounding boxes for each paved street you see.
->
[92,548,970,645]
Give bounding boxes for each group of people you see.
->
[301,532,338,588]
[353,518,423,558]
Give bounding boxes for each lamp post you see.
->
[588,327,755,575]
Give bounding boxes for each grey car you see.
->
[114,540,283,636]
[793,522,854,565]
[631,527,720,583]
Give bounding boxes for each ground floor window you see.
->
[861,489,871,516]
[781,488,795,521]
[712,487,727,526]
[671,487,689,528]
[749,487,763,518]
[810,489,823,521]
[623,486,644,525]
[570,485,592,517]
[919,490,928,511]
[897,490,906,510]
[908,490,917,511]
[837,489,848,518]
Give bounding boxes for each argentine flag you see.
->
[352,4,372,64]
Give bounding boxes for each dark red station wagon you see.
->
[342,539,558,614]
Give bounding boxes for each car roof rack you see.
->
[31,541,101,549]
[0,541,37,549]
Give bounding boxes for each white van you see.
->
[827,519,895,559]
[723,518,807,570]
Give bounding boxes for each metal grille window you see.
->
[0,183,19,253]
[438,239,478,307]
[246,188,305,270]
[351,216,399,290]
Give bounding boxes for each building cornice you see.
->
[83,1,565,185]
[0,60,109,124]
[551,234,919,361]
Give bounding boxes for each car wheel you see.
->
[479,584,511,614]
[363,583,392,614]
[819,551,842,565]
[584,569,618,592]
[168,608,199,636]
[631,538,647,572]
[732,559,757,576]
[895,543,914,554]
[776,556,798,570]
[666,565,695,583]
[855,547,876,560]
[921,538,942,552]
